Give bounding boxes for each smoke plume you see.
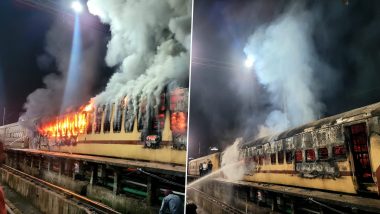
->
[20,16,103,127]
[86,0,191,115]
[244,5,325,138]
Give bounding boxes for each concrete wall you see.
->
[0,168,88,214]
[5,154,161,213]
[87,185,156,214]
[187,180,270,214]
[42,171,88,194]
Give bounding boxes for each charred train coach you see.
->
[0,122,29,148]
[189,102,380,195]
[37,88,189,166]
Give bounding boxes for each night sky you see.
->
[189,0,380,158]
[0,0,112,124]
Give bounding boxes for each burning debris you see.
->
[37,100,94,139]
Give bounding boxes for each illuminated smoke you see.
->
[87,0,191,118]
[20,17,102,127]
[244,5,324,138]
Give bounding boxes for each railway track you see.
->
[1,165,120,214]
[187,187,245,214]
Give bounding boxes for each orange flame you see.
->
[171,112,187,134]
[38,99,94,139]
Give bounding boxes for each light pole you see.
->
[2,107,5,126]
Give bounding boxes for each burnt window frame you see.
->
[305,149,316,162]
[124,100,135,133]
[103,104,111,133]
[295,150,303,163]
[285,151,293,164]
[270,153,276,165]
[86,111,93,134]
[113,103,123,133]
[258,155,264,165]
[332,145,347,160]
[317,147,329,161]
[153,93,166,132]
[94,106,103,134]
[277,151,284,164]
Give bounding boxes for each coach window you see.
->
[305,149,316,162]
[259,155,264,165]
[253,155,258,164]
[318,148,329,160]
[270,153,276,164]
[153,94,166,131]
[86,111,93,134]
[113,103,123,133]
[295,150,303,163]
[103,104,111,133]
[333,145,347,160]
[278,151,284,164]
[137,106,146,132]
[286,151,293,164]
[94,106,103,134]
[124,100,134,132]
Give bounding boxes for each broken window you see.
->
[94,106,103,134]
[286,151,293,164]
[113,103,123,133]
[270,154,276,165]
[278,151,284,164]
[295,150,303,163]
[86,112,93,134]
[137,103,147,132]
[333,145,346,159]
[124,100,134,132]
[318,148,329,160]
[153,94,166,132]
[305,149,316,162]
[253,156,258,164]
[103,104,111,133]
[258,155,264,165]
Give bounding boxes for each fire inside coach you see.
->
[35,87,188,165]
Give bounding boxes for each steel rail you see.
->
[1,165,120,214]
[187,187,245,214]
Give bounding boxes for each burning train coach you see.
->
[189,102,380,196]
[37,87,188,166]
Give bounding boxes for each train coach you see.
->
[188,152,221,176]
[35,88,189,166]
[0,122,29,149]
[189,101,380,196]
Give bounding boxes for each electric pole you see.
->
[2,107,5,126]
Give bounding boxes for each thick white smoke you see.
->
[244,6,324,138]
[87,0,191,115]
[220,138,246,181]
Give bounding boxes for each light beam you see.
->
[71,1,83,13]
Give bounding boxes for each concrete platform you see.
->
[215,178,380,213]
[7,148,185,176]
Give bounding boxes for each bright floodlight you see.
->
[210,147,219,151]
[71,1,83,13]
[244,56,255,68]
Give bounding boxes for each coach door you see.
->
[346,123,374,190]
